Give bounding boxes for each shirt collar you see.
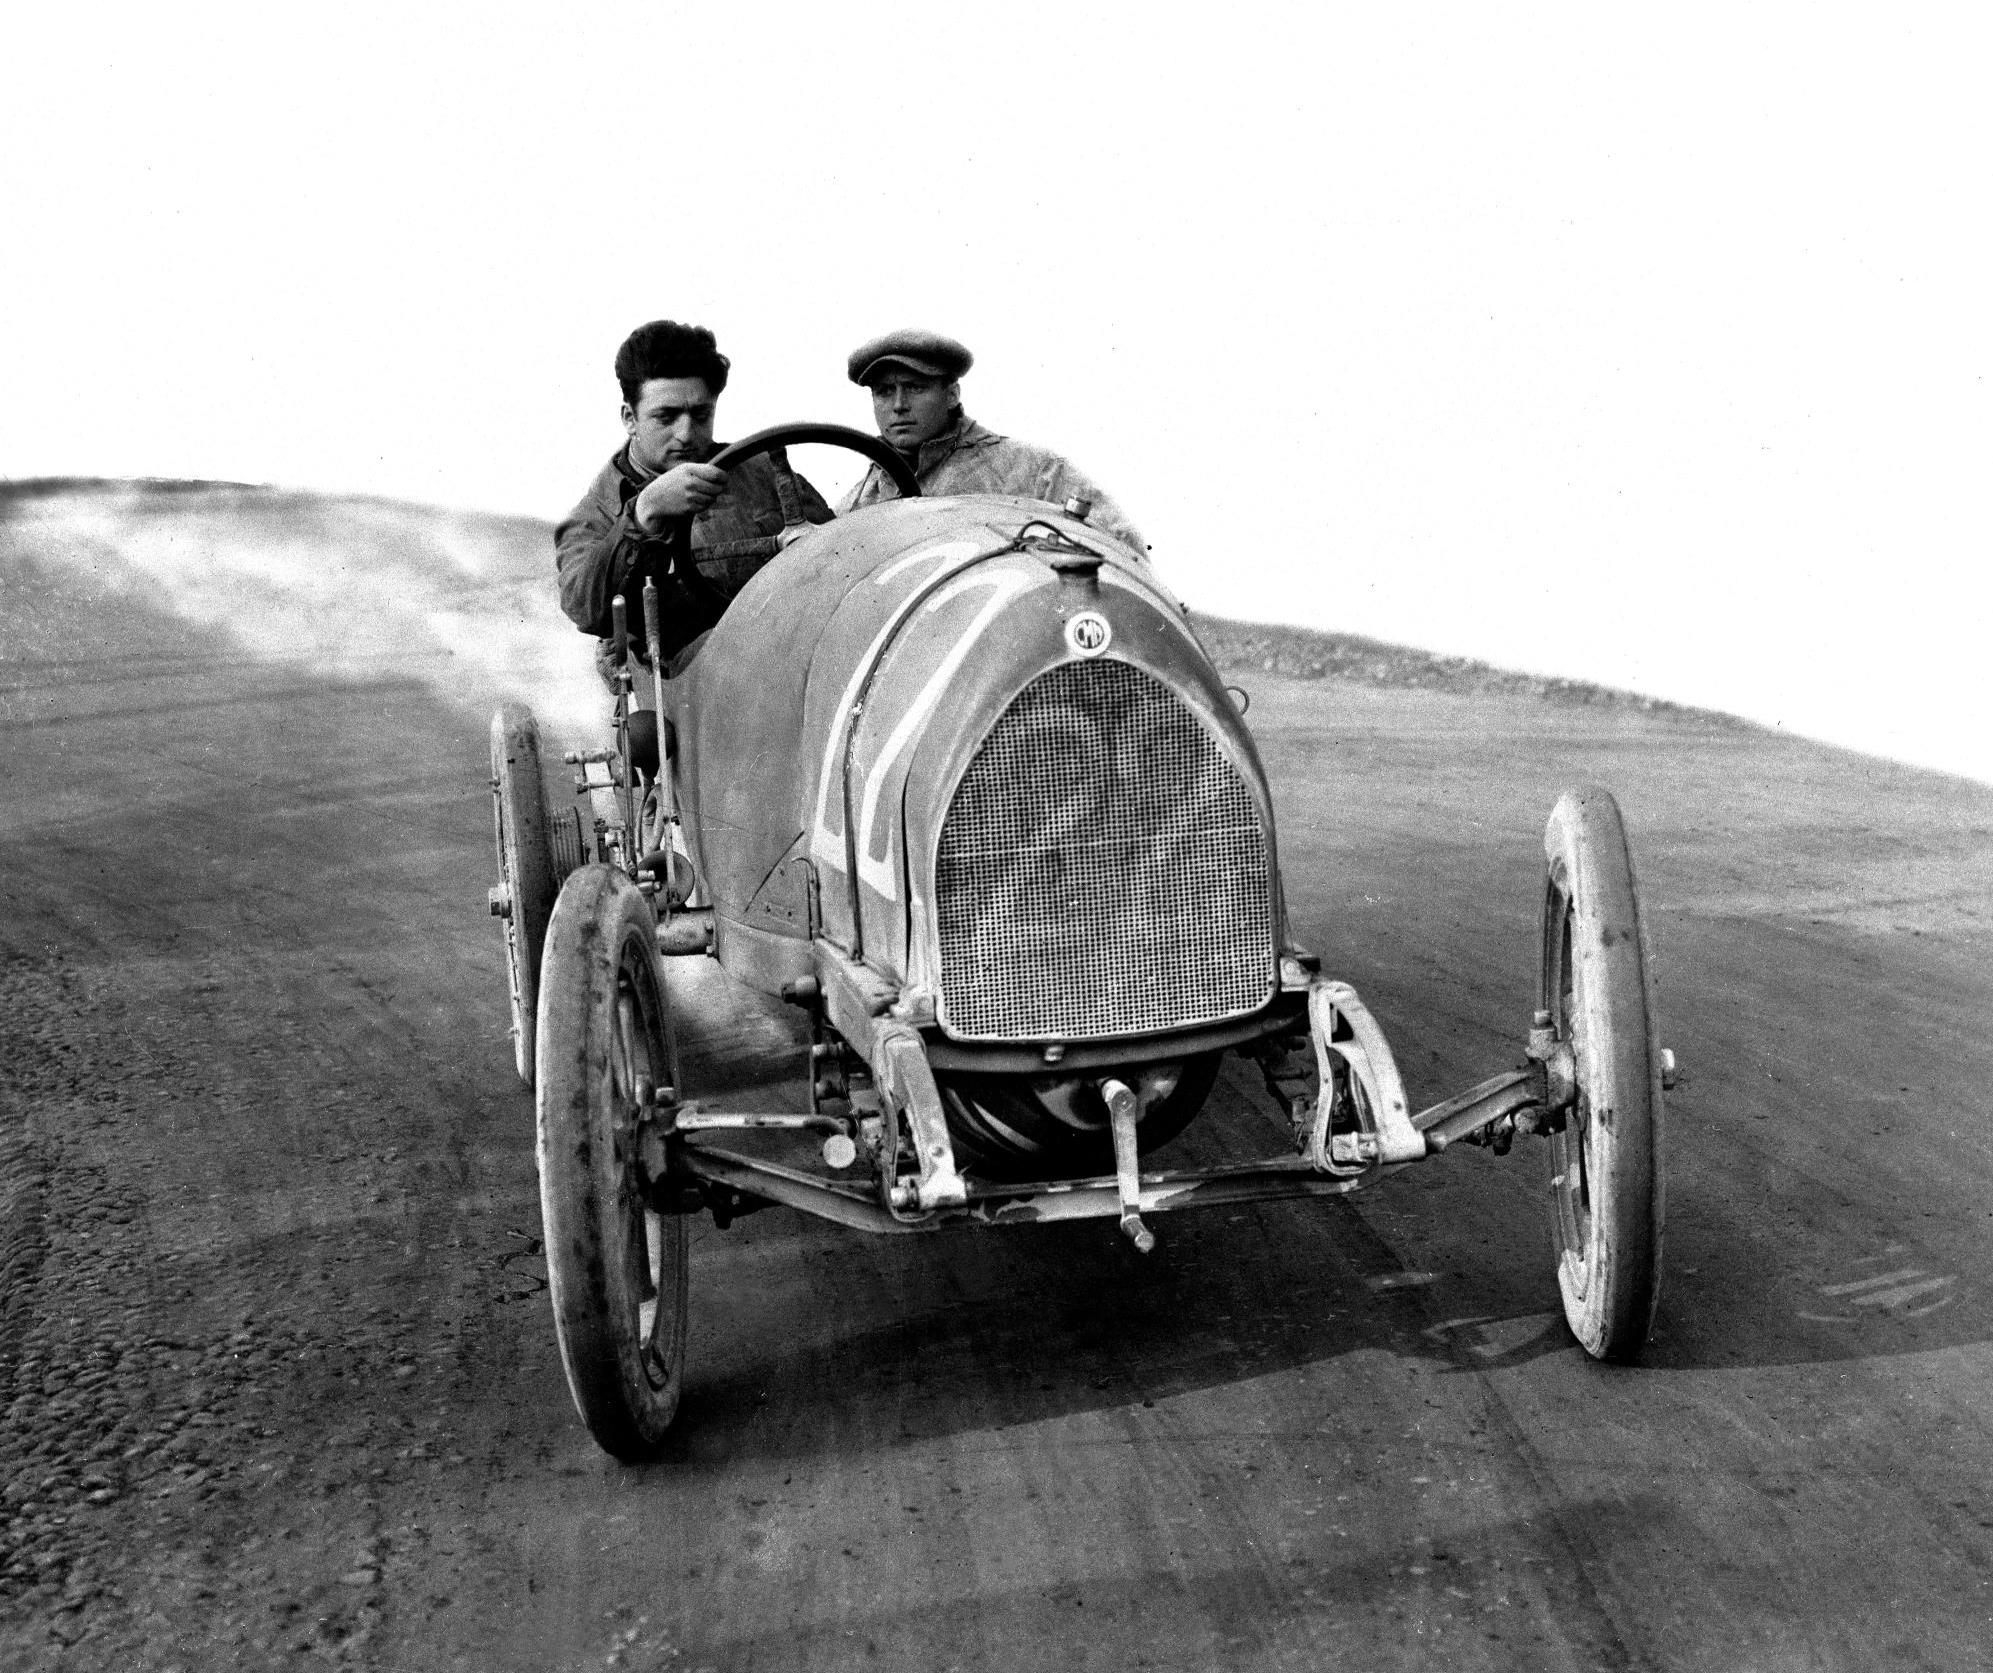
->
[913,412,998,472]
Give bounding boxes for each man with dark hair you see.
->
[556,319,833,671]
[838,329,1147,554]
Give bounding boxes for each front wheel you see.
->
[1541,787,1665,1361]
[536,866,688,1460]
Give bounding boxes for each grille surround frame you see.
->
[932,657,1277,1043]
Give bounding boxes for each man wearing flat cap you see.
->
[839,329,1148,553]
[556,318,834,678]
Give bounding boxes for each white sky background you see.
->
[4,3,1988,782]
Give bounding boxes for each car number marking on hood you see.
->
[808,541,1009,879]
[1065,611,1112,657]
[875,537,984,588]
[855,566,1038,902]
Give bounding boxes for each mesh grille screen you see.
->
[934,659,1275,1040]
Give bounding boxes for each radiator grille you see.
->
[934,658,1275,1040]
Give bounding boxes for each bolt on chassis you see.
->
[487,423,1674,1462]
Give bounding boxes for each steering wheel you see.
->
[635,424,918,663]
[708,423,920,498]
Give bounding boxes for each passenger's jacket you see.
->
[836,414,1147,554]
[554,443,833,653]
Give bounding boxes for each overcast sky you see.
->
[5,3,1988,781]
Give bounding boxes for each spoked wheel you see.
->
[535,866,688,1460]
[1541,786,1665,1361]
[491,704,558,1086]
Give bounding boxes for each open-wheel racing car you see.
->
[488,423,1673,1461]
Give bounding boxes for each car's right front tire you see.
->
[1540,787,1665,1361]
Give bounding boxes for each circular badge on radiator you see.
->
[1065,610,1112,657]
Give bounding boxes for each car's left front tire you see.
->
[535,865,688,1461]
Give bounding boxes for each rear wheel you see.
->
[535,866,688,1460]
[492,705,557,1086]
[1541,787,1665,1360]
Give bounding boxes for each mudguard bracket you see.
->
[873,1021,968,1213]
[1308,979,1425,1171]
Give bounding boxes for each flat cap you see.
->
[847,329,973,386]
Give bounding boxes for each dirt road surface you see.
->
[4,485,1992,1670]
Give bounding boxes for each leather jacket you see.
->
[554,442,833,653]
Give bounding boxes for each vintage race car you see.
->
[488,424,1671,1461]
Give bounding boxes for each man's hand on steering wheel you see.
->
[633,462,727,530]
[634,423,922,551]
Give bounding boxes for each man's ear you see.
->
[946,381,963,410]
[620,401,637,436]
